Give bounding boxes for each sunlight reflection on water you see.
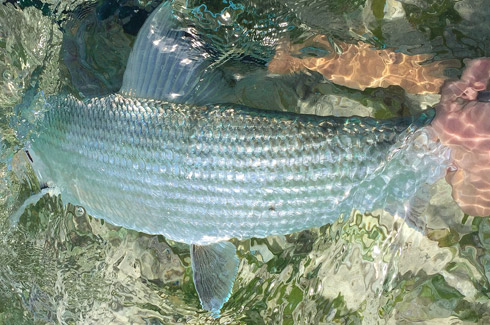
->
[1,0,490,323]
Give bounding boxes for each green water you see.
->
[1,0,490,323]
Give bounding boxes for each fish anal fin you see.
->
[190,241,239,317]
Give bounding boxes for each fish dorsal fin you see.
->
[190,242,239,317]
[119,1,234,105]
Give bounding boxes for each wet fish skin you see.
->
[28,93,448,245]
[14,1,454,316]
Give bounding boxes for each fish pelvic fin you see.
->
[190,241,239,317]
[10,186,60,226]
[119,1,235,105]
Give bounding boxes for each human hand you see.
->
[431,58,490,217]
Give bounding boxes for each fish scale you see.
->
[27,93,446,244]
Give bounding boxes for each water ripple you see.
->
[2,0,490,323]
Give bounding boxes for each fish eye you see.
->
[25,150,34,163]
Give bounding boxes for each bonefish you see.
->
[12,1,452,316]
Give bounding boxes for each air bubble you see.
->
[3,70,12,80]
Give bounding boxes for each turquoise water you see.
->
[1,0,490,323]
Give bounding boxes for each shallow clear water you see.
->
[1,0,490,323]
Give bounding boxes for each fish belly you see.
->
[29,94,445,244]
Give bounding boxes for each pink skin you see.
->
[431,58,490,217]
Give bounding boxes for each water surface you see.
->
[1,0,490,323]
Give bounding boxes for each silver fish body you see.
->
[15,1,456,315]
[28,94,449,245]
